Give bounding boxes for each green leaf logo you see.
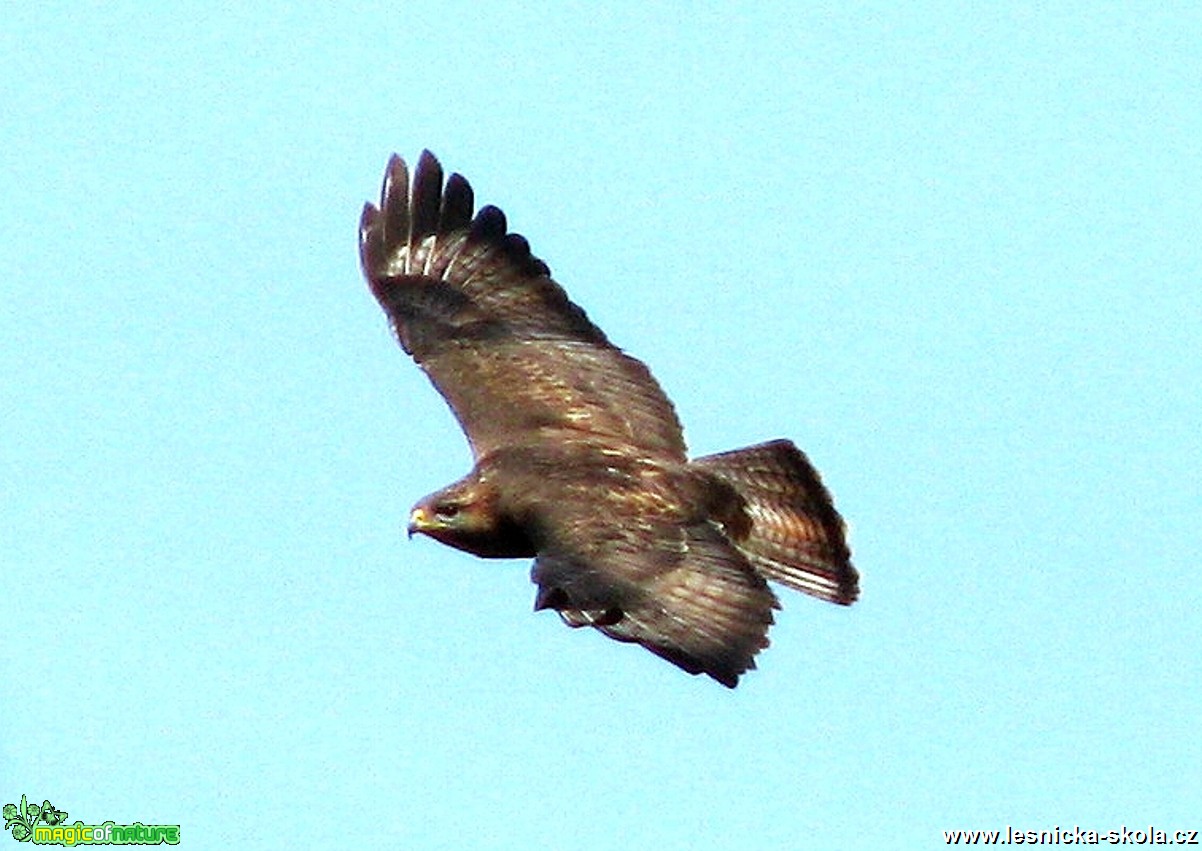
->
[2,794,67,843]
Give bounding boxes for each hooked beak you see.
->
[407,505,432,539]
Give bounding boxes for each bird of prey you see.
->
[359,151,858,687]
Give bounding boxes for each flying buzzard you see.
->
[359,151,858,687]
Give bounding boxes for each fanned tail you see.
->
[692,440,858,605]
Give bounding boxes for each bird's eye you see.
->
[435,503,461,520]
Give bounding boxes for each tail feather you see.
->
[692,440,858,605]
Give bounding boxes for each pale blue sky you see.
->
[3,3,1200,849]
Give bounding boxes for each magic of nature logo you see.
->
[3,796,179,846]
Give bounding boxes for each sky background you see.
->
[3,3,1200,848]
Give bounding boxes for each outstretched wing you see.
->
[533,519,778,689]
[359,151,686,461]
[517,453,778,688]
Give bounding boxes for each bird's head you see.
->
[408,481,493,544]
[407,473,535,559]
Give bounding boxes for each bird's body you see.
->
[360,151,857,687]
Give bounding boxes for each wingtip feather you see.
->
[441,173,475,233]
[470,204,508,242]
[380,154,411,261]
[358,202,380,272]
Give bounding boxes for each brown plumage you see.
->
[359,151,858,687]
